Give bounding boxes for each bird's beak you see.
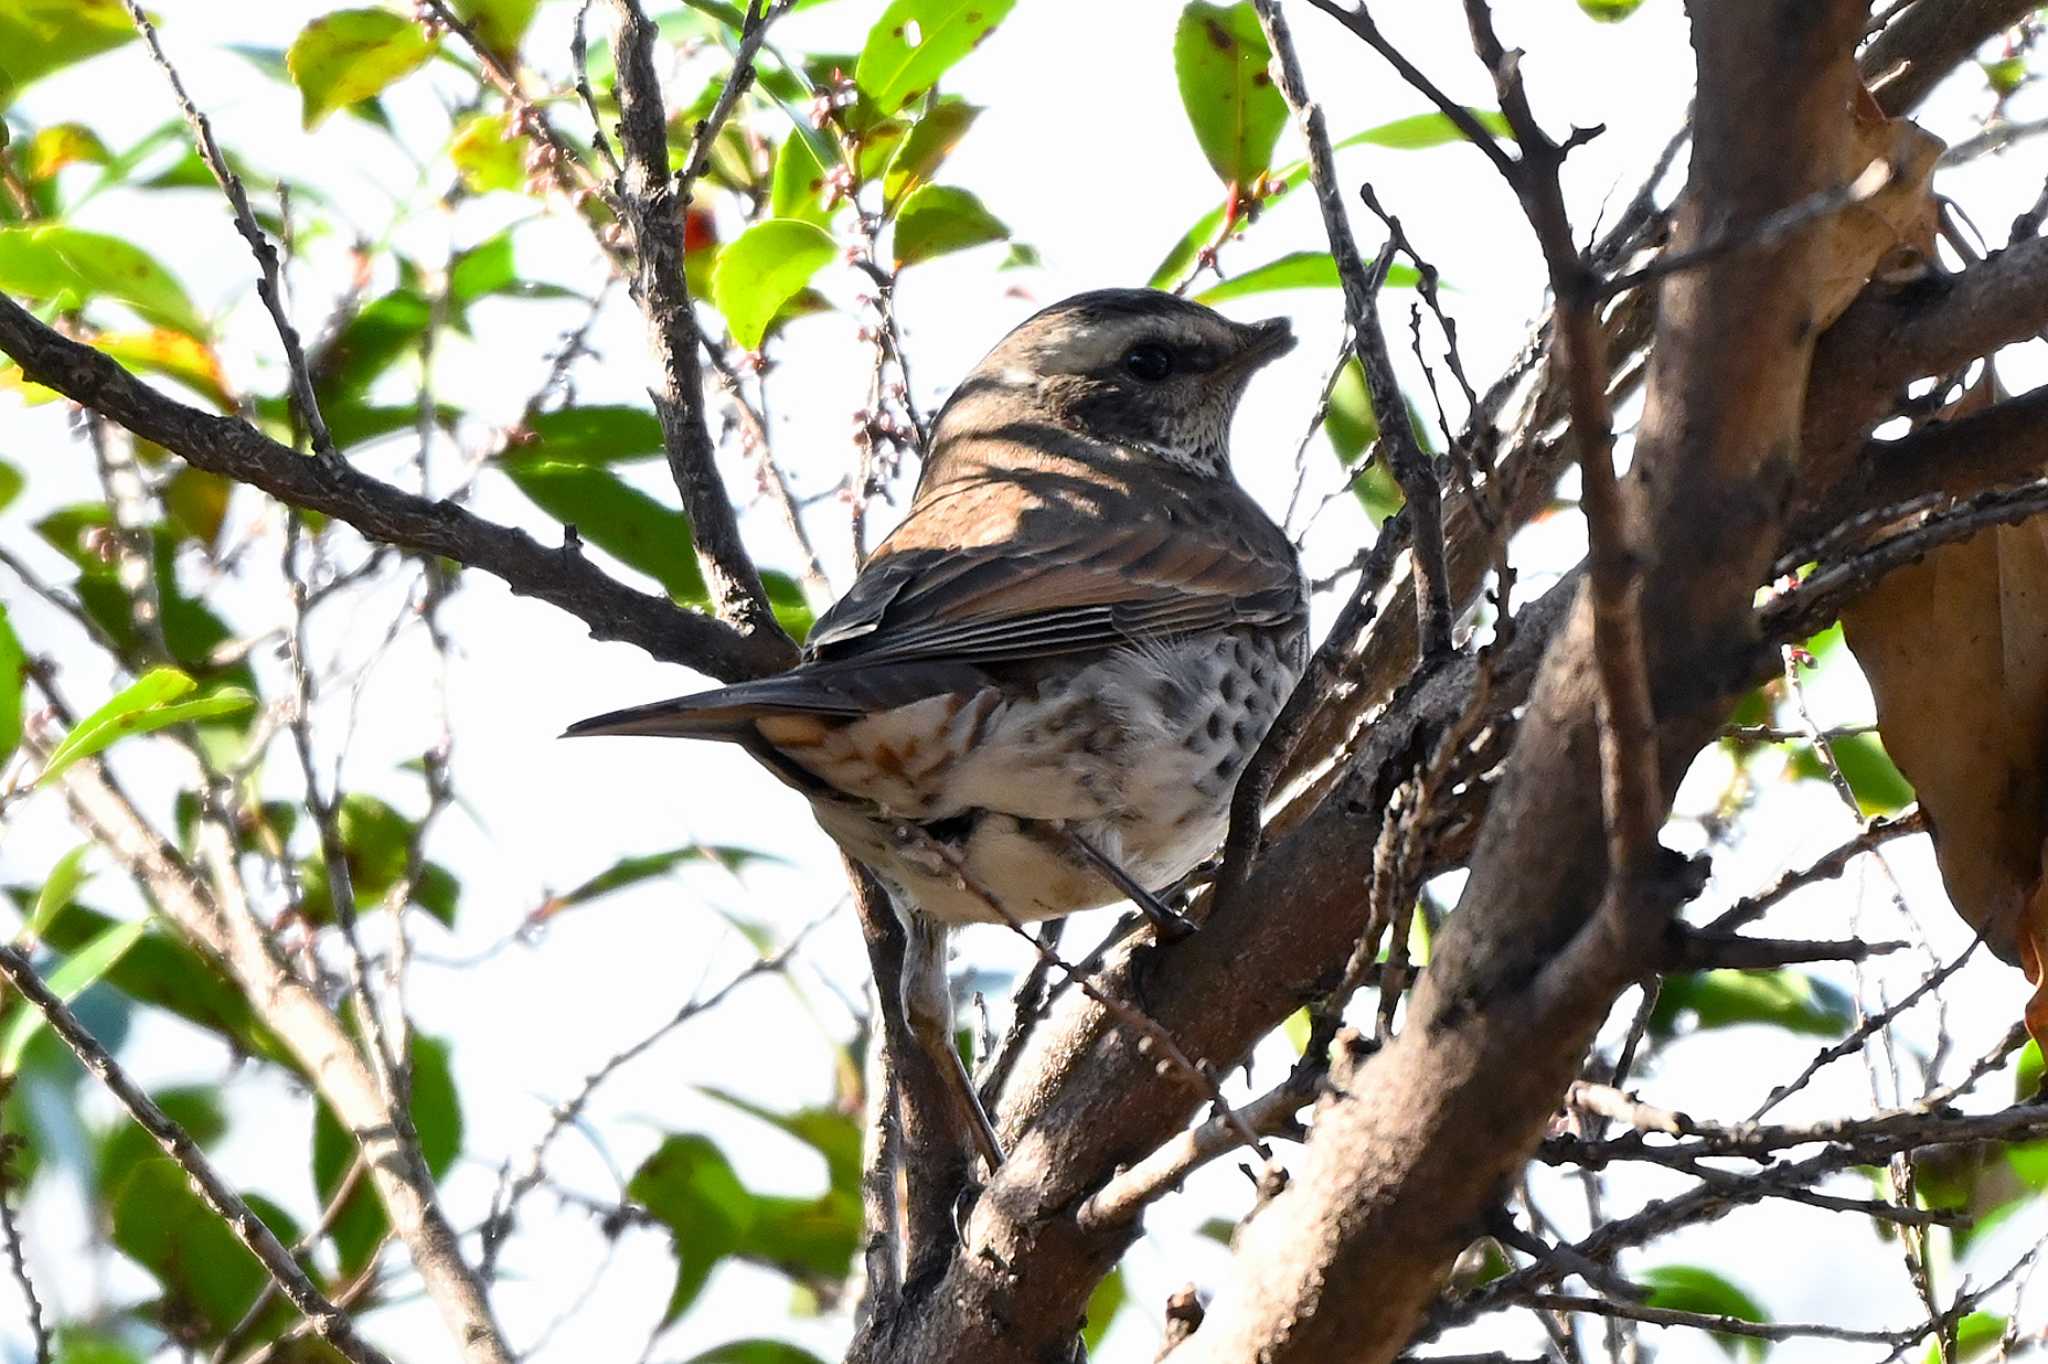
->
[1232,316,1296,370]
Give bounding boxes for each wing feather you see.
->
[805,507,1303,671]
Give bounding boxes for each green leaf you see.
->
[0,0,135,94]
[1174,2,1286,191]
[545,844,784,915]
[711,219,837,351]
[22,844,92,944]
[1983,56,2028,97]
[883,98,981,211]
[25,123,111,179]
[1194,250,1420,304]
[632,1134,756,1323]
[681,1344,828,1364]
[700,1088,862,1192]
[763,570,815,643]
[1579,0,1648,19]
[38,668,254,786]
[892,184,1007,268]
[0,602,22,768]
[313,1036,460,1275]
[1325,359,1413,527]
[450,111,525,193]
[298,793,461,929]
[53,1326,148,1364]
[313,287,433,404]
[1787,732,1914,815]
[454,0,539,55]
[1650,969,1854,1038]
[93,329,234,410]
[315,400,459,451]
[1084,1268,1127,1352]
[1340,109,1512,151]
[112,1158,301,1343]
[2018,1038,2042,1100]
[1327,355,1377,462]
[1147,109,1511,288]
[0,918,145,1074]
[0,225,205,336]
[0,459,20,512]
[34,522,255,695]
[95,1085,226,1200]
[287,9,436,129]
[1641,1266,1769,1360]
[517,406,667,465]
[855,0,1016,115]
[446,232,572,313]
[1929,1312,2008,1364]
[1280,1005,1311,1054]
[769,132,838,227]
[499,459,707,602]
[163,467,233,548]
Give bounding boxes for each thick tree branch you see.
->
[606,0,793,656]
[871,561,1574,1364]
[1166,6,1865,1361]
[1803,233,2048,496]
[0,294,788,682]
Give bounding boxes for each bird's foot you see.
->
[1058,826,1199,942]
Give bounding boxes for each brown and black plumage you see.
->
[569,288,1305,1162]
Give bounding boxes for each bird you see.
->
[567,288,1307,1166]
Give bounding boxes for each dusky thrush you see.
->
[569,288,1306,1164]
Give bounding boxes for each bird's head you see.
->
[940,288,1295,479]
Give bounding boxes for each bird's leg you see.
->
[898,909,1007,1170]
[1058,826,1199,941]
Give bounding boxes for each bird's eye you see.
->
[1123,342,1174,382]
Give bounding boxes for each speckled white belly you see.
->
[800,630,1300,925]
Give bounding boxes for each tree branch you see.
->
[606,0,793,655]
[0,294,787,682]
[1255,0,1452,661]
[0,942,392,1364]
[1165,5,1866,1360]
[119,0,336,463]
[1862,0,2037,115]
[39,742,514,1364]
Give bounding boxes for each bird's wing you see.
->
[804,513,1303,669]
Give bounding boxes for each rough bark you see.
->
[1164,4,1866,1359]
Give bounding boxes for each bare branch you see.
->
[1254,0,1452,662]
[118,0,336,462]
[0,942,392,1364]
[606,0,794,653]
[35,740,513,1364]
[0,294,787,681]
[0,1124,49,1364]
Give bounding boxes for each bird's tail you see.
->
[562,661,990,740]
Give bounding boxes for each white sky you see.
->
[3,1,2048,1361]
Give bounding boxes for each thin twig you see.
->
[119,0,336,463]
[1254,1,1453,662]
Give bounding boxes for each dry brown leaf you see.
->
[1811,83,1943,329]
[1840,373,2048,1037]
